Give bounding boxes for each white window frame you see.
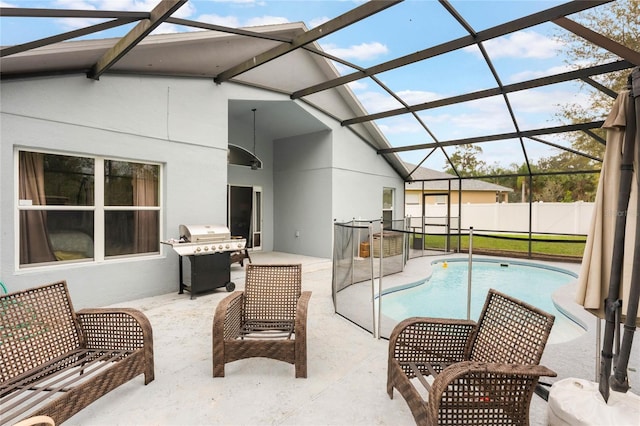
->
[383,187,394,226]
[15,148,163,270]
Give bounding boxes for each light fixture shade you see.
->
[227,109,262,169]
[228,144,261,169]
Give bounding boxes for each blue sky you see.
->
[1,0,609,172]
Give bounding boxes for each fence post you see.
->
[369,223,375,339]
[467,226,473,320]
[378,219,383,339]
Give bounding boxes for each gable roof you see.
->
[0,22,411,180]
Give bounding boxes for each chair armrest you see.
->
[76,307,154,384]
[76,308,153,352]
[213,291,244,340]
[295,291,312,336]
[428,361,557,423]
[388,317,477,377]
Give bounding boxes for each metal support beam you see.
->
[342,60,632,126]
[291,0,613,99]
[166,17,292,43]
[213,0,402,84]
[527,136,603,162]
[377,121,605,154]
[87,0,187,80]
[581,77,618,99]
[1,18,139,58]
[554,17,640,66]
[0,7,148,18]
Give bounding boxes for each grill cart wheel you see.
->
[225,282,236,292]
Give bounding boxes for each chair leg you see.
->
[295,360,307,378]
[213,359,225,377]
[212,334,225,377]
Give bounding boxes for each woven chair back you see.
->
[470,289,555,365]
[0,281,80,382]
[242,264,302,323]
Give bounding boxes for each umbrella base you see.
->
[548,378,640,425]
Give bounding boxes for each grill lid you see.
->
[180,224,230,243]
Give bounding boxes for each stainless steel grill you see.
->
[162,224,247,298]
[164,224,246,256]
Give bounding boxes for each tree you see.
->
[444,144,487,176]
[533,152,600,202]
[554,0,639,157]
[545,0,639,201]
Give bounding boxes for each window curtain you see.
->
[19,152,57,264]
[133,164,159,253]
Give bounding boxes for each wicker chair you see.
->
[387,288,557,426]
[212,264,311,378]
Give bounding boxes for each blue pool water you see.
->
[382,258,585,343]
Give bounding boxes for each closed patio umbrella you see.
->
[575,67,640,402]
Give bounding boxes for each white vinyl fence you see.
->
[406,201,594,235]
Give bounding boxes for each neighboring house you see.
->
[0,25,408,307]
[404,163,513,219]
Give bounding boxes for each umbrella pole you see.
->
[611,68,640,393]
[599,87,636,403]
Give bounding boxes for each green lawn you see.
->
[415,233,586,258]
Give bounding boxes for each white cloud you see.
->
[356,91,404,113]
[355,85,591,146]
[150,22,183,35]
[509,64,575,82]
[53,0,98,9]
[208,0,262,4]
[321,41,388,61]
[508,89,592,116]
[308,16,330,29]
[197,13,289,28]
[348,80,368,91]
[426,110,515,134]
[54,0,172,12]
[378,117,424,135]
[465,30,564,60]
[52,0,196,31]
[198,14,240,27]
[244,15,289,27]
[344,88,441,115]
[508,60,593,82]
[395,89,440,105]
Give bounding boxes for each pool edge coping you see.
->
[379,255,589,339]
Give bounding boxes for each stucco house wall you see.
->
[1,73,405,307]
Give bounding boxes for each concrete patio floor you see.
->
[65,251,639,426]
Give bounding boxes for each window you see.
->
[17,150,161,267]
[382,187,394,229]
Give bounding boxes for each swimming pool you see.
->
[381,258,586,344]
